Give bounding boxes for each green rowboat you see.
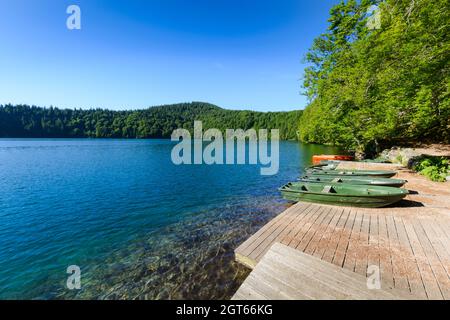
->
[306,169,397,178]
[279,182,408,208]
[306,163,339,171]
[299,176,407,188]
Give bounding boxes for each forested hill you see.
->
[0,102,302,140]
[298,0,449,155]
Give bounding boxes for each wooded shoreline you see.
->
[0,103,301,140]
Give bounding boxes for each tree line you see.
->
[298,0,449,155]
[0,102,302,140]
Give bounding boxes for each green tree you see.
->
[299,0,450,155]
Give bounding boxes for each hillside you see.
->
[0,102,302,140]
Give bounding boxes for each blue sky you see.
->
[0,0,338,111]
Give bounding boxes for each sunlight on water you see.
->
[0,139,338,299]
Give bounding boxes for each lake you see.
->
[0,139,338,299]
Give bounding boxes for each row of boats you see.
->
[279,161,409,208]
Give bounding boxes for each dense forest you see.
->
[0,102,302,140]
[299,0,449,155]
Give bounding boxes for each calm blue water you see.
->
[0,139,338,299]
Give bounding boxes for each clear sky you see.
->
[0,0,338,111]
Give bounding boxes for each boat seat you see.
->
[322,185,337,193]
[288,183,308,191]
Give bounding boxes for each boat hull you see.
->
[307,163,339,171]
[298,176,407,188]
[281,191,406,207]
[279,182,408,208]
[306,169,397,178]
[312,155,354,165]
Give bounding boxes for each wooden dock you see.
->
[234,162,450,300]
[233,243,415,300]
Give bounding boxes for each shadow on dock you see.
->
[386,199,424,208]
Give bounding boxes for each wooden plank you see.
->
[237,203,305,257]
[333,209,356,267]
[313,207,345,259]
[303,205,337,255]
[252,203,317,261]
[233,243,416,300]
[354,210,370,276]
[241,273,291,300]
[232,282,269,300]
[266,247,404,300]
[385,215,411,293]
[235,252,258,269]
[286,204,329,249]
[322,207,351,264]
[419,218,450,277]
[295,205,335,252]
[432,214,450,240]
[377,214,395,290]
[367,213,380,277]
[235,203,314,268]
[279,203,319,247]
[397,217,440,299]
[430,217,450,258]
[343,211,363,272]
[258,253,368,300]
[253,262,333,300]
[410,219,450,299]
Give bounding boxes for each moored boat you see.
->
[312,155,354,165]
[306,162,339,171]
[298,176,407,188]
[306,169,397,178]
[279,182,408,208]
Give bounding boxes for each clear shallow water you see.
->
[0,139,338,299]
